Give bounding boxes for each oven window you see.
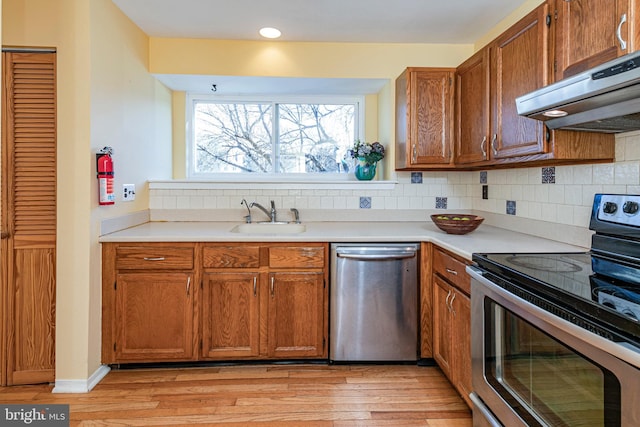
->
[485,300,621,427]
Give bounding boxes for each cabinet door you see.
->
[202,272,260,359]
[268,272,325,358]
[555,0,633,80]
[115,273,194,362]
[396,68,455,169]
[2,51,57,385]
[432,276,452,378]
[451,288,472,408]
[410,70,454,166]
[455,49,490,164]
[491,3,550,159]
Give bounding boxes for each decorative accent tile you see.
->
[411,172,423,184]
[542,166,556,184]
[435,197,448,209]
[506,200,517,215]
[480,171,488,184]
[359,196,372,209]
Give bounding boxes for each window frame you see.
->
[185,93,365,180]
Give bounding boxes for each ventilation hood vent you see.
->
[516,52,640,133]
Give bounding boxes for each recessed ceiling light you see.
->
[259,27,281,39]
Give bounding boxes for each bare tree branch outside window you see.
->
[193,101,356,174]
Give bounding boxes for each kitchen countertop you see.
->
[99,221,588,261]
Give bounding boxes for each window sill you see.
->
[149,179,398,191]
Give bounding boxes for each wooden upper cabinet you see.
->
[396,68,455,170]
[455,49,490,164]
[554,0,638,80]
[455,3,551,165]
[490,2,551,160]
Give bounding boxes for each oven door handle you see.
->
[469,392,503,427]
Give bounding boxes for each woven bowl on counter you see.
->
[430,214,484,235]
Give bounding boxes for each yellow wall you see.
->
[150,39,473,79]
[474,0,545,50]
[152,38,474,179]
[2,0,172,383]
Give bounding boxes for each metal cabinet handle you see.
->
[253,276,257,297]
[412,143,417,163]
[446,268,458,276]
[270,276,275,298]
[617,13,628,50]
[445,290,452,312]
[491,134,498,156]
[186,276,191,296]
[143,257,165,261]
[480,136,487,159]
[450,292,457,316]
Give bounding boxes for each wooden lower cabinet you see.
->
[268,272,325,358]
[103,242,328,364]
[201,244,328,360]
[432,247,472,408]
[202,272,260,359]
[115,272,195,362]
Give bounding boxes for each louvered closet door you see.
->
[1,51,57,385]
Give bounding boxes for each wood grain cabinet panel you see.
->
[554,0,638,80]
[396,68,455,170]
[2,51,57,385]
[432,247,472,408]
[203,245,260,268]
[115,272,195,362]
[199,242,328,361]
[268,272,325,358]
[268,246,325,268]
[116,246,194,270]
[102,242,198,364]
[202,272,260,358]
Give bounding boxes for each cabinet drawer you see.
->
[433,248,470,295]
[269,246,325,268]
[116,246,194,270]
[203,245,260,268]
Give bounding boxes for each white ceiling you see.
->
[112,0,530,94]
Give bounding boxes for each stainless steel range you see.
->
[468,194,640,427]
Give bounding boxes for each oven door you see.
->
[467,266,640,427]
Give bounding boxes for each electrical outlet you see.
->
[122,184,136,201]
[482,185,489,200]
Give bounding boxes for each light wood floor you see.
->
[0,364,472,426]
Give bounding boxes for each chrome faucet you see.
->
[241,199,252,223]
[250,200,277,222]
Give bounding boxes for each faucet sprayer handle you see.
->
[290,208,300,224]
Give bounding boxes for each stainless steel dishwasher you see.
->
[330,243,420,361]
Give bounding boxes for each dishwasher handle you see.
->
[336,247,418,260]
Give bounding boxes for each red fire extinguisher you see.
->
[96,147,115,205]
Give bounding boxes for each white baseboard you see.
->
[52,365,110,393]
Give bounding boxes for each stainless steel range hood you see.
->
[516,52,640,133]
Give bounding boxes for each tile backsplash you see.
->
[149,132,640,247]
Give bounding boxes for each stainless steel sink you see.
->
[230,222,306,234]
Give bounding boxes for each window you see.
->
[187,95,363,178]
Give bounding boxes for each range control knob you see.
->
[623,201,639,215]
[603,201,618,214]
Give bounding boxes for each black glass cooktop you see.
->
[472,252,640,346]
